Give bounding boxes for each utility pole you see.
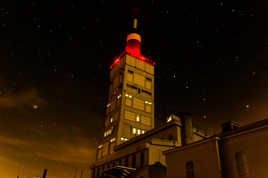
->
[42,169,47,178]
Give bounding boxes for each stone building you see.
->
[91,19,268,178]
[91,112,207,178]
[164,119,268,178]
[96,18,156,160]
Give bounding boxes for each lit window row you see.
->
[125,93,133,98]
[132,127,145,135]
[145,101,152,105]
[104,128,112,137]
[120,137,128,141]
[110,138,116,143]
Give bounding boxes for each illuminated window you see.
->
[98,145,103,149]
[110,117,113,123]
[110,138,116,143]
[145,101,152,105]
[120,137,128,141]
[137,129,141,135]
[117,94,121,99]
[106,103,111,108]
[142,130,145,134]
[104,127,113,137]
[136,115,140,122]
[125,93,133,98]
[133,127,136,134]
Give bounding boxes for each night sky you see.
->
[0,1,267,177]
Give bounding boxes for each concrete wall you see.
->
[221,126,268,178]
[165,137,222,178]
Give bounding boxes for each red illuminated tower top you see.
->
[110,18,155,69]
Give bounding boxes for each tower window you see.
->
[145,78,152,90]
[134,73,145,87]
[110,138,116,143]
[120,137,128,141]
[127,70,134,81]
[136,115,140,122]
[133,97,144,110]
[110,117,113,123]
[125,93,133,98]
[132,127,137,134]
[137,129,141,135]
[125,94,133,106]
[142,130,145,134]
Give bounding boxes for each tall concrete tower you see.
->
[96,19,155,160]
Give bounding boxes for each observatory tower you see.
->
[96,18,155,160]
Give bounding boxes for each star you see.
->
[245,104,250,109]
[33,104,39,110]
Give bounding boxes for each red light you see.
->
[110,54,155,69]
[109,57,120,69]
[110,36,155,69]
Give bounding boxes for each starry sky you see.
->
[0,1,267,177]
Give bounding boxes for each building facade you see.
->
[91,19,268,178]
[96,19,156,161]
[164,119,268,178]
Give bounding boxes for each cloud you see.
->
[0,155,21,167]
[0,135,31,147]
[0,88,47,108]
[35,137,96,165]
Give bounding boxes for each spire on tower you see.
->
[133,18,138,29]
[109,15,155,69]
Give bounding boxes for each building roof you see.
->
[219,118,268,139]
[163,118,268,154]
[163,136,220,154]
[114,120,182,151]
